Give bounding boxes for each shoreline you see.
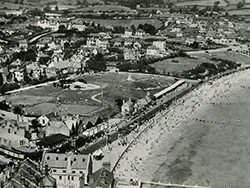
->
[112,68,250,187]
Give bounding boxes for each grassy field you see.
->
[174,0,249,7]
[224,8,250,15]
[73,5,132,12]
[195,51,250,65]
[175,0,228,7]
[10,73,173,117]
[76,18,163,29]
[150,56,219,74]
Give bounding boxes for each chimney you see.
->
[102,162,111,171]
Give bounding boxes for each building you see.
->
[40,164,57,188]
[45,121,70,137]
[123,48,141,61]
[18,39,28,49]
[146,46,161,57]
[37,19,60,31]
[121,99,134,116]
[96,39,110,50]
[38,115,50,127]
[14,71,24,82]
[135,29,145,37]
[152,41,165,50]
[2,158,56,188]
[42,152,93,188]
[124,29,133,37]
[87,162,115,188]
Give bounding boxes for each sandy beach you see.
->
[110,69,250,188]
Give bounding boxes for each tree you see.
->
[58,25,66,31]
[31,119,42,131]
[54,5,59,11]
[0,73,3,86]
[237,1,245,9]
[13,105,24,121]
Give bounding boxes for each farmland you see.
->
[73,5,132,12]
[8,73,174,117]
[75,18,163,29]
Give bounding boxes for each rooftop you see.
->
[42,152,90,170]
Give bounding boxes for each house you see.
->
[37,19,60,31]
[38,115,50,127]
[18,39,28,49]
[40,164,57,188]
[124,29,133,37]
[213,37,237,46]
[121,99,134,116]
[133,41,142,49]
[152,41,165,50]
[37,133,68,149]
[14,71,24,82]
[96,39,110,50]
[42,152,93,188]
[135,29,145,37]
[124,38,134,47]
[87,162,115,188]
[45,121,70,137]
[146,46,161,57]
[87,37,97,47]
[2,158,50,188]
[123,48,141,61]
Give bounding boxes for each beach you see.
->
[111,69,250,188]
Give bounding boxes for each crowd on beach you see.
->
[100,69,250,182]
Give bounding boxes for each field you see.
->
[73,5,132,12]
[174,0,250,7]
[194,51,250,65]
[76,18,163,29]
[224,8,250,15]
[9,73,173,117]
[175,0,228,7]
[150,56,219,74]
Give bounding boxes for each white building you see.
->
[42,152,93,188]
[153,41,165,50]
[37,19,60,31]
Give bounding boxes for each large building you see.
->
[2,158,56,188]
[42,152,93,188]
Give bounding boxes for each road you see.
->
[28,31,56,44]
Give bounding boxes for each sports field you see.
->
[150,56,219,74]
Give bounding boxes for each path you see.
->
[28,31,56,44]
[91,92,102,103]
[142,181,210,188]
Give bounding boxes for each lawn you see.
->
[150,57,219,74]
[10,73,174,117]
[26,103,101,116]
[5,95,54,106]
[195,51,250,65]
